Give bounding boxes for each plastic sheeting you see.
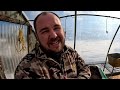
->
[0,21,28,78]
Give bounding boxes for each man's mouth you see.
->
[51,40,59,45]
[49,40,60,48]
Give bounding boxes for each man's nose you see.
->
[49,29,57,38]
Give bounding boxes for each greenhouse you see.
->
[0,11,120,79]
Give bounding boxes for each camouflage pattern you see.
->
[14,43,91,79]
[0,57,6,79]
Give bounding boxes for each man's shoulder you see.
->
[65,45,77,53]
[23,53,35,61]
[18,50,36,65]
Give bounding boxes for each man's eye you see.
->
[41,30,49,34]
[54,27,60,31]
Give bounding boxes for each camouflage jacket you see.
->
[0,58,6,79]
[14,44,91,79]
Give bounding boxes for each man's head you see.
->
[34,12,65,53]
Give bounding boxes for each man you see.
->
[14,11,91,79]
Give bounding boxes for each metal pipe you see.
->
[74,11,77,49]
[28,13,120,21]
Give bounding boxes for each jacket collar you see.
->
[35,42,69,59]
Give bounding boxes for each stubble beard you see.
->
[39,38,65,54]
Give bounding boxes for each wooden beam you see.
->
[0,15,30,26]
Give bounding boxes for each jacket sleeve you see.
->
[14,65,32,79]
[14,58,50,79]
[75,53,91,79]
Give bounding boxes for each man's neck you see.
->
[39,45,63,62]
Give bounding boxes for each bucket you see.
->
[108,53,120,67]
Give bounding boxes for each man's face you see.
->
[35,13,65,53]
